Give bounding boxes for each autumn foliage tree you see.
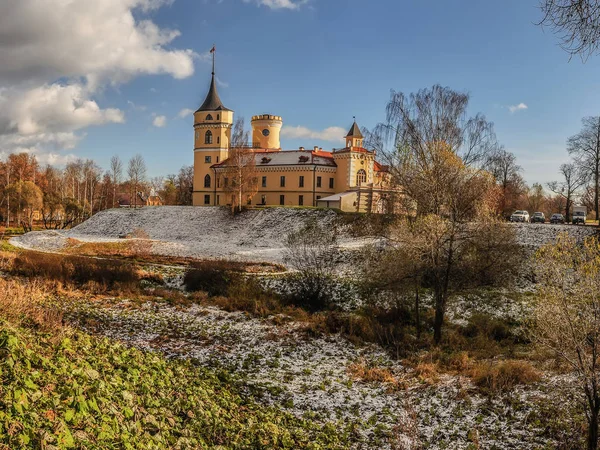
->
[373,85,519,344]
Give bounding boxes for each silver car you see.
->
[510,210,530,222]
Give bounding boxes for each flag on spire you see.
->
[210,45,216,53]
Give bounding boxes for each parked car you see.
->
[573,210,587,225]
[531,212,545,223]
[510,210,530,222]
[550,213,565,224]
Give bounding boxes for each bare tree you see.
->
[485,147,527,217]
[533,234,600,449]
[110,155,123,208]
[283,219,340,311]
[127,154,147,208]
[526,183,547,214]
[539,0,600,60]
[221,117,257,212]
[375,85,498,171]
[372,86,511,344]
[548,163,588,221]
[568,116,600,222]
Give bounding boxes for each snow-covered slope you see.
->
[10,207,598,263]
[12,206,342,263]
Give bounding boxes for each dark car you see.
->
[531,212,545,223]
[550,213,565,224]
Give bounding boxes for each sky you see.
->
[2,0,600,186]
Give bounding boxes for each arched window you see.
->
[356,169,367,185]
[206,114,213,121]
[204,174,211,188]
[205,130,213,144]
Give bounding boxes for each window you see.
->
[329,178,334,189]
[261,195,266,205]
[262,176,267,188]
[224,177,229,187]
[317,176,322,188]
[204,174,211,188]
[356,169,367,185]
[216,156,220,163]
[280,195,285,205]
[206,114,213,121]
[204,195,210,205]
[299,195,304,206]
[216,195,220,205]
[280,176,285,187]
[299,176,304,188]
[205,156,212,163]
[216,114,220,121]
[205,130,213,144]
[217,177,220,188]
[316,195,321,200]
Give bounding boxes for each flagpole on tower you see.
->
[210,45,216,75]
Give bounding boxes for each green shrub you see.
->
[0,325,351,449]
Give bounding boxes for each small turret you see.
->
[251,114,283,149]
[345,118,363,148]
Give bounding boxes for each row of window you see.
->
[203,172,367,189]
[202,174,337,189]
[203,194,321,206]
[204,156,220,163]
[205,114,220,121]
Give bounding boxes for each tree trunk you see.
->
[433,291,445,345]
[588,403,599,450]
[414,283,421,340]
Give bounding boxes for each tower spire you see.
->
[196,46,231,113]
[211,44,215,75]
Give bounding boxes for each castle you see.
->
[192,65,392,212]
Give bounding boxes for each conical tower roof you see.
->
[196,73,231,113]
[346,120,363,138]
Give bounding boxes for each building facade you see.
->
[192,68,392,212]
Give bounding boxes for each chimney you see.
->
[299,146,304,151]
[313,146,319,151]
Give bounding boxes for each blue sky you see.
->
[4,0,600,186]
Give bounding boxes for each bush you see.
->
[12,251,139,289]
[283,272,339,312]
[471,360,541,392]
[462,313,513,342]
[183,260,243,296]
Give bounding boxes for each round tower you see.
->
[251,114,282,149]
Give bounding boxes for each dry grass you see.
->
[0,278,63,332]
[347,360,402,390]
[470,359,541,392]
[12,251,139,292]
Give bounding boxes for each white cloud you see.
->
[153,115,167,127]
[177,108,194,118]
[508,103,528,113]
[281,125,346,142]
[0,0,195,160]
[244,0,307,10]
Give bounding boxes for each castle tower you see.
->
[333,119,374,191]
[251,114,282,149]
[192,52,233,206]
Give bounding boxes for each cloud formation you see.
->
[177,108,195,119]
[508,103,528,113]
[281,125,346,142]
[0,0,195,163]
[244,0,307,10]
[153,115,167,127]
